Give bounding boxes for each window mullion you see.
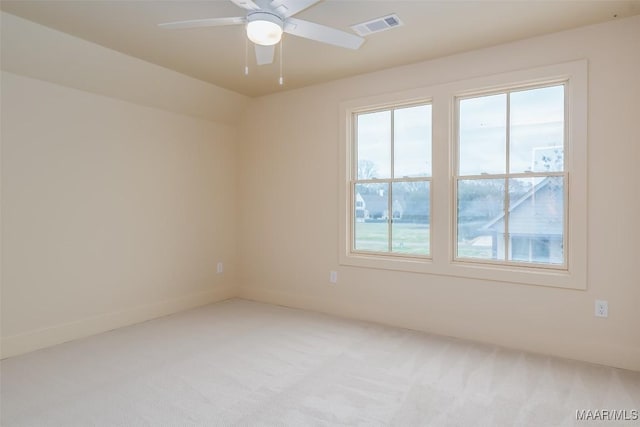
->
[388,109,395,252]
[351,114,357,253]
[351,181,356,252]
[504,92,511,262]
[504,177,510,261]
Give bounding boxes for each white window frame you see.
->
[339,60,587,290]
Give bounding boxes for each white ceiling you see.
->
[2,0,639,97]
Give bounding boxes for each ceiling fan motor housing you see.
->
[246,11,284,46]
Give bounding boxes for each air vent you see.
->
[351,14,403,36]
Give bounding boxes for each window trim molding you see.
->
[338,60,588,290]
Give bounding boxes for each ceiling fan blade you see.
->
[158,17,245,30]
[269,0,321,18]
[285,18,364,50]
[255,44,276,65]
[229,0,261,11]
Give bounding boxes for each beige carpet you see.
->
[1,299,638,426]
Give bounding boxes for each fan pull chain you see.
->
[244,35,249,76]
[279,38,284,86]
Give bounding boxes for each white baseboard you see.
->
[1,286,237,359]
[239,285,640,373]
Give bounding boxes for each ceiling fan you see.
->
[158,0,365,67]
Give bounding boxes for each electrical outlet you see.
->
[595,300,608,318]
[216,262,223,274]
[329,271,338,284]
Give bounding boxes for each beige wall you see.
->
[237,16,640,371]
[1,14,246,357]
[0,12,247,125]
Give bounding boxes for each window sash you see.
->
[350,177,432,258]
[351,103,432,257]
[453,83,568,270]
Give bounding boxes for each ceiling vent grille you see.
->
[351,14,403,36]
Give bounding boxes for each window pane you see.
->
[510,85,565,173]
[508,177,564,265]
[511,236,530,262]
[394,105,432,178]
[357,111,391,179]
[354,183,389,252]
[392,181,430,255]
[457,179,505,260]
[459,94,506,175]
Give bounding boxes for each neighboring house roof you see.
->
[360,194,388,215]
[485,177,563,236]
[358,194,406,213]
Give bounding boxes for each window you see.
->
[352,104,432,257]
[455,84,567,268]
[339,60,587,289]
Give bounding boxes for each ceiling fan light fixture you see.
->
[246,12,283,46]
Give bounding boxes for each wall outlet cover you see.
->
[595,300,608,318]
[329,271,338,284]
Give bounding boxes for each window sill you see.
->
[340,251,586,290]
